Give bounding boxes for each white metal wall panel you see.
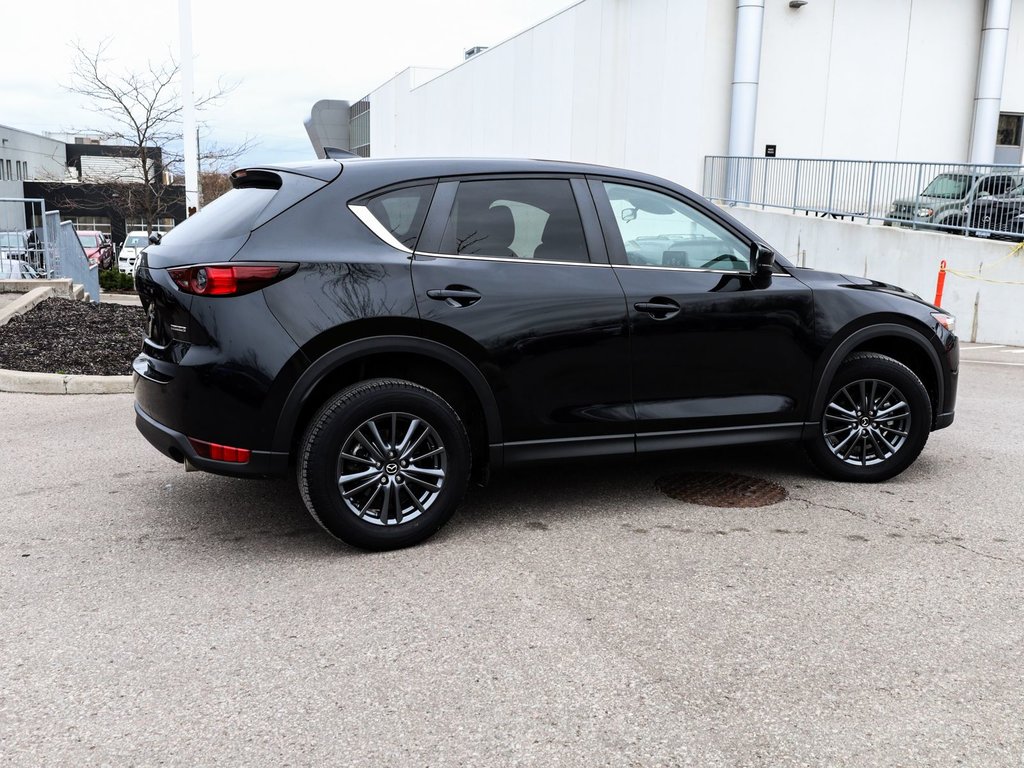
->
[365,0,1019,185]
[897,0,981,161]
[1000,0,1024,112]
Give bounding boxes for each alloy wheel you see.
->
[336,411,448,526]
[822,378,911,467]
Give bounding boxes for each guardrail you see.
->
[703,156,1024,241]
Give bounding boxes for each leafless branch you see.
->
[63,39,250,231]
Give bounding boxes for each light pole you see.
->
[179,0,199,216]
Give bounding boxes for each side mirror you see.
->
[751,243,775,289]
[148,233,162,245]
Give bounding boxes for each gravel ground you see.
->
[0,297,145,375]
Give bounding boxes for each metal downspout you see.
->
[968,0,1012,165]
[726,0,765,202]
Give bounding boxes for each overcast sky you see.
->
[3,0,574,169]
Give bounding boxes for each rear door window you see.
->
[438,179,590,263]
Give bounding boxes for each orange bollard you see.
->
[933,259,947,307]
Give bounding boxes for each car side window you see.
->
[602,182,750,272]
[365,184,434,250]
[438,179,589,263]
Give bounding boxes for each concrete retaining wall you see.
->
[724,207,1024,346]
[0,279,75,298]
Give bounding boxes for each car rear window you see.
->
[160,187,278,245]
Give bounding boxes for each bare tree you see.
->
[63,40,253,233]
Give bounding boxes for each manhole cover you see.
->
[655,471,788,508]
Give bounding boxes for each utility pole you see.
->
[179,0,199,216]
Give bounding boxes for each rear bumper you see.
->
[134,402,290,478]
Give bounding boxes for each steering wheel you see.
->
[700,253,746,270]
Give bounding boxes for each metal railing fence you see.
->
[45,212,100,303]
[1,197,50,274]
[703,156,1024,240]
[1,197,99,300]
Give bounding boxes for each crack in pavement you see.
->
[790,496,1015,563]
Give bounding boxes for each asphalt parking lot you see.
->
[2,343,1022,767]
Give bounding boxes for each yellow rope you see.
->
[942,240,1024,286]
[943,269,1024,286]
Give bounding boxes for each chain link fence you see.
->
[703,156,1024,240]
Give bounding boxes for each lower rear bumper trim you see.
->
[134,403,290,478]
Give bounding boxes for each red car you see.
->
[77,230,114,269]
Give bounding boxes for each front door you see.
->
[412,177,633,461]
[589,178,816,452]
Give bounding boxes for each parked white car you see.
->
[118,232,152,274]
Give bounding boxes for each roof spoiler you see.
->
[323,147,359,159]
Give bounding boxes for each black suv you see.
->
[134,158,958,550]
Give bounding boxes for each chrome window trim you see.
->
[348,204,413,254]
[415,251,611,268]
[612,263,793,277]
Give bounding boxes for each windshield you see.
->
[124,236,149,248]
[78,234,100,248]
[921,174,972,199]
[0,232,27,248]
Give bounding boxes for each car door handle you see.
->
[634,298,680,319]
[426,287,482,308]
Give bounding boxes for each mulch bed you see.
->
[0,298,145,376]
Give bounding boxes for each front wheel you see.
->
[297,378,471,550]
[805,353,932,482]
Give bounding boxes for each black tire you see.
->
[805,352,931,482]
[297,378,471,550]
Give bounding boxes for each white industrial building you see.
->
[307,0,1024,190]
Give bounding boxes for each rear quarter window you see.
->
[363,184,434,250]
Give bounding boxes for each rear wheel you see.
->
[806,353,932,482]
[298,378,471,550]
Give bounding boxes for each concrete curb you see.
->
[0,286,55,327]
[0,368,133,395]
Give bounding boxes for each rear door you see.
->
[410,176,633,461]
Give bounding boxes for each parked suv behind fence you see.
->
[133,157,959,550]
[887,170,1020,232]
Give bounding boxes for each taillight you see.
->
[188,437,251,463]
[168,263,296,296]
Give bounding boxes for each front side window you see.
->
[602,182,750,272]
[364,184,433,250]
[977,175,1017,196]
[439,179,589,263]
